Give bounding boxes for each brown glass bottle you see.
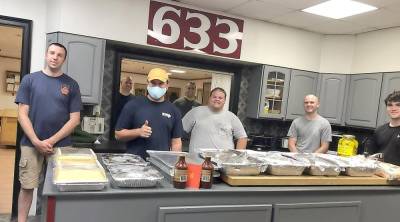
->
[173,155,188,189]
[200,157,214,189]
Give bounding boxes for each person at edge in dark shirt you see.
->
[173,81,201,117]
[114,76,134,127]
[114,68,182,158]
[367,90,400,166]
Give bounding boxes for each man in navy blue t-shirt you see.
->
[15,43,82,222]
[115,68,182,158]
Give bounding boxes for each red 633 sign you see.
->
[147,1,244,59]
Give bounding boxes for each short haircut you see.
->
[385,90,400,105]
[210,87,226,98]
[186,81,196,88]
[47,43,67,59]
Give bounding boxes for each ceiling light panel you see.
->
[302,0,378,19]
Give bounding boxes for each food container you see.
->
[376,162,400,180]
[147,150,189,176]
[101,153,148,166]
[53,160,108,191]
[337,135,359,157]
[53,147,97,165]
[198,149,266,176]
[248,151,309,176]
[317,154,377,177]
[283,153,341,176]
[108,165,164,188]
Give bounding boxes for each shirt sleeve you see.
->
[115,101,135,131]
[231,114,247,139]
[69,81,82,113]
[365,130,379,154]
[171,108,183,139]
[287,120,297,138]
[15,75,31,105]
[182,107,195,133]
[320,121,332,143]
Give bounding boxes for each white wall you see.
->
[0,0,47,72]
[352,27,400,73]
[319,35,355,74]
[3,0,400,76]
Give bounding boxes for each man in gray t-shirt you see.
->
[182,87,247,153]
[287,94,332,153]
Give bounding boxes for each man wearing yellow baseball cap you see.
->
[115,68,183,158]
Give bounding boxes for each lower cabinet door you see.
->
[274,201,361,222]
[158,204,273,222]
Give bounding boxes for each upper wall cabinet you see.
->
[246,65,291,119]
[317,74,348,125]
[47,32,105,104]
[345,73,382,128]
[377,72,400,127]
[285,70,318,120]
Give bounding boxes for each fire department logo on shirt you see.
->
[61,84,70,96]
[162,112,171,118]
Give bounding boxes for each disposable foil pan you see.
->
[198,149,266,176]
[55,182,107,192]
[248,151,308,176]
[101,153,148,166]
[53,160,108,191]
[108,165,164,188]
[316,154,377,177]
[283,153,341,176]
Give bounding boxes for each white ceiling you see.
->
[178,0,400,34]
[121,59,213,80]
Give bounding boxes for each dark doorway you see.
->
[0,15,32,219]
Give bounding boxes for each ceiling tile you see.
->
[342,8,400,29]
[304,20,376,34]
[271,11,332,28]
[228,0,294,21]
[180,0,249,12]
[260,0,327,10]
[357,0,400,7]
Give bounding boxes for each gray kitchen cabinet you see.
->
[246,65,291,119]
[274,201,361,222]
[317,74,348,125]
[285,70,319,120]
[46,32,105,104]
[345,73,382,128]
[159,204,272,222]
[377,72,400,127]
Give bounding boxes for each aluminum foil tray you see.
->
[56,182,106,192]
[108,165,164,188]
[101,153,148,166]
[247,151,308,176]
[344,156,377,177]
[53,160,108,191]
[283,153,341,176]
[199,149,266,176]
[56,147,96,157]
[146,150,188,176]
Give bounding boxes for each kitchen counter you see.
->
[41,163,400,222]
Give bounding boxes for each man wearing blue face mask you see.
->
[115,68,183,158]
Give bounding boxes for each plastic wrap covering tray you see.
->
[108,165,164,188]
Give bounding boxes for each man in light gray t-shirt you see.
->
[287,94,332,153]
[182,87,247,154]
